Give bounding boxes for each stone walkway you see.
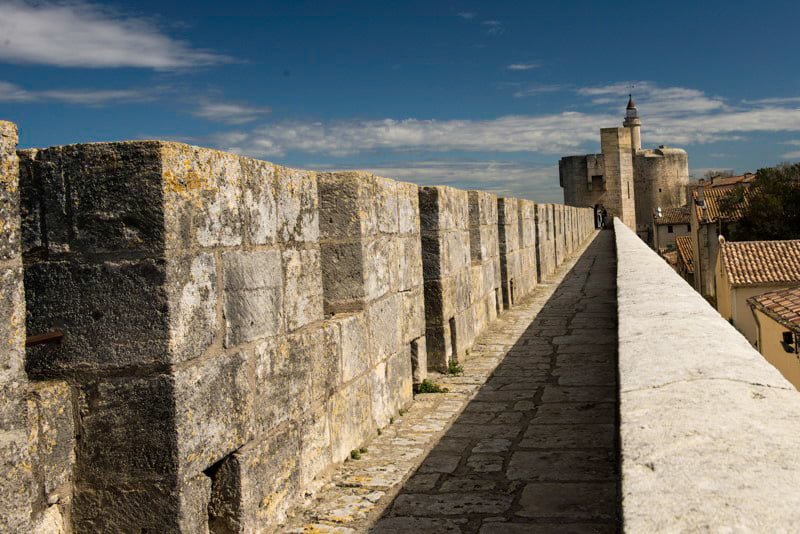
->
[283,230,619,533]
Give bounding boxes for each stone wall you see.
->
[419,186,479,371]
[615,218,800,530]
[497,197,538,309]
[535,203,556,282]
[7,126,596,532]
[0,121,31,532]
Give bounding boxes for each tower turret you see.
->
[623,94,642,151]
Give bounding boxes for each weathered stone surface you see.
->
[209,426,302,532]
[167,253,217,364]
[616,218,800,531]
[19,142,165,255]
[0,122,20,261]
[222,249,283,346]
[25,258,170,375]
[0,431,33,532]
[330,374,374,463]
[174,350,251,478]
[0,266,26,429]
[282,247,324,331]
[27,381,74,502]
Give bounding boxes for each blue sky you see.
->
[2,0,800,201]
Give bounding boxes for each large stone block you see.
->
[396,181,420,236]
[0,266,26,430]
[0,121,20,262]
[275,166,318,244]
[25,258,171,376]
[20,142,166,256]
[222,250,283,347]
[208,426,302,531]
[76,375,176,486]
[239,158,277,246]
[73,477,182,533]
[401,286,426,344]
[299,402,332,487]
[369,349,412,427]
[161,143,244,249]
[317,173,363,240]
[167,253,217,364]
[367,293,402,365]
[335,312,368,384]
[174,350,252,479]
[0,430,33,533]
[330,374,374,462]
[282,247,324,332]
[320,240,365,313]
[363,236,395,301]
[27,381,75,503]
[255,322,340,435]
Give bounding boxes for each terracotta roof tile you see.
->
[749,287,800,333]
[720,240,800,287]
[692,183,753,223]
[654,206,690,225]
[675,235,694,274]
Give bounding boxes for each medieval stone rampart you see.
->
[2,124,595,532]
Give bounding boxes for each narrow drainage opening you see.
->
[448,316,458,363]
[205,453,240,533]
[510,279,516,306]
[410,338,421,384]
[495,287,502,314]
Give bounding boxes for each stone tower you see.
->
[623,94,642,151]
[560,96,688,240]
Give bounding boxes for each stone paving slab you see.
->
[281,230,619,533]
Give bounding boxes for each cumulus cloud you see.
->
[192,101,271,125]
[0,1,235,69]
[0,80,155,104]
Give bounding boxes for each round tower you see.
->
[623,94,642,151]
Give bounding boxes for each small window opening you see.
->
[667,225,674,234]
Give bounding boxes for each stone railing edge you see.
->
[614,217,800,531]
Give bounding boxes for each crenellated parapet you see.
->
[1,122,596,531]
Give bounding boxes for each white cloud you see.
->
[192,101,271,125]
[482,20,504,35]
[209,112,616,158]
[307,160,562,202]
[0,1,234,69]
[201,81,800,181]
[0,80,155,104]
[743,96,800,105]
[457,12,476,19]
[513,84,562,98]
[781,150,800,160]
[507,63,539,71]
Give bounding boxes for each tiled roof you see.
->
[692,184,753,223]
[749,287,800,333]
[720,240,800,287]
[675,235,694,274]
[703,174,756,187]
[654,206,690,225]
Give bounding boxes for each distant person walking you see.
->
[601,208,608,229]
